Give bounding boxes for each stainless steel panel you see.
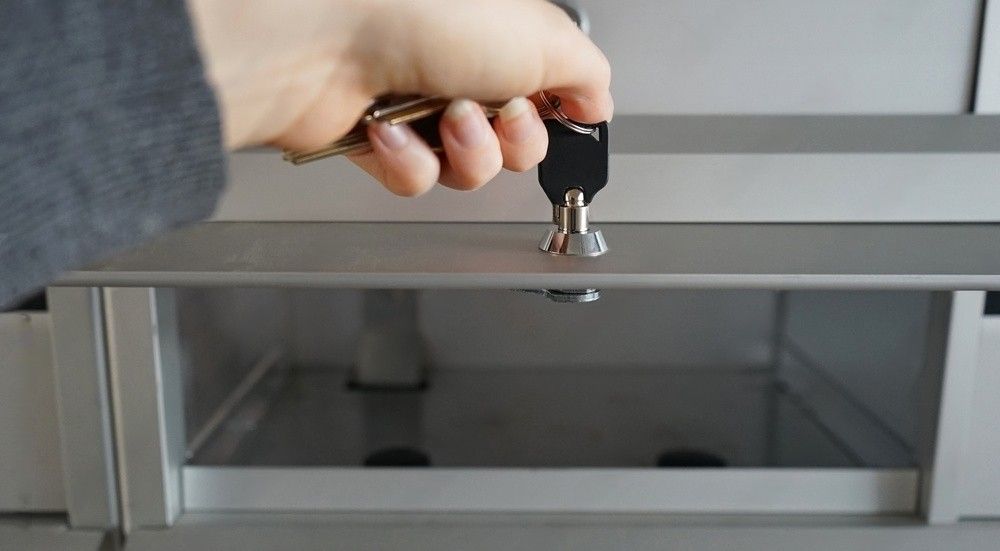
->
[182,467,918,514]
[56,222,1000,290]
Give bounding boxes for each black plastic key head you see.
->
[537,119,609,205]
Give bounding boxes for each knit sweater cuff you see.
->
[0,1,226,307]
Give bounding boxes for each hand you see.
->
[187,0,613,196]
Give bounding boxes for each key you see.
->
[536,118,610,256]
[283,96,453,164]
[282,94,564,165]
[537,119,609,206]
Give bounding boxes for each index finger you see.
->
[537,23,614,124]
[369,0,613,125]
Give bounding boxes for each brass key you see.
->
[281,93,574,165]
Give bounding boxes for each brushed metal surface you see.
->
[58,222,1000,290]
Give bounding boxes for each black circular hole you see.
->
[364,446,432,467]
[656,449,728,468]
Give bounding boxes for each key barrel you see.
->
[554,188,590,233]
[538,188,609,257]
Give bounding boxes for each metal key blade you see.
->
[366,97,451,125]
[282,131,371,165]
[282,95,574,165]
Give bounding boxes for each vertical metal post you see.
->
[103,287,186,529]
[352,290,426,389]
[352,290,428,464]
[47,287,119,529]
[919,291,985,524]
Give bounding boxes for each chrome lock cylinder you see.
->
[539,188,608,257]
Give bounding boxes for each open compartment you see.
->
[163,287,936,514]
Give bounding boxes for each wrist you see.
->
[185,0,380,150]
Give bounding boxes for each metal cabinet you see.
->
[7,1,1000,549]
[40,221,1000,530]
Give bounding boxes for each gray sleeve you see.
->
[0,1,225,308]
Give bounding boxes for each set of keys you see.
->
[280,91,610,258]
[282,92,589,164]
[284,96,502,164]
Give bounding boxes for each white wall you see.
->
[585,0,981,114]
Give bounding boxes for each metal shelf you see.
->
[58,222,1000,290]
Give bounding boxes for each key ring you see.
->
[538,92,597,135]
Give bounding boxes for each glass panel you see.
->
[177,289,932,469]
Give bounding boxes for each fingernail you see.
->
[372,122,409,150]
[444,99,487,148]
[498,97,535,143]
